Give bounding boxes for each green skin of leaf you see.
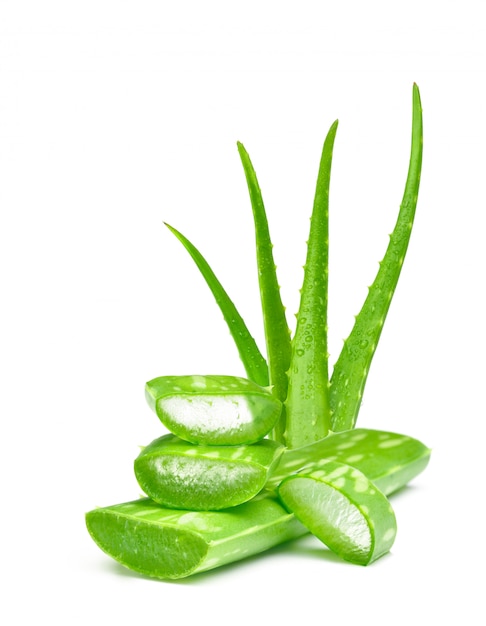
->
[278,461,397,565]
[164,223,269,388]
[237,142,292,443]
[330,84,423,431]
[87,428,429,578]
[284,121,338,448]
[267,427,430,495]
[134,434,284,510]
[145,374,282,445]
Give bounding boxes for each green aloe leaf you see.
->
[86,494,307,580]
[145,375,282,445]
[330,84,423,431]
[164,223,269,387]
[134,434,284,510]
[284,121,338,448]
[278,460,397,565]
[266,427,431,496]
[237,142,292,442]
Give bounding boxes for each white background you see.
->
[1,1,484,624]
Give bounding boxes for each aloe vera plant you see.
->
[86,84,429,578]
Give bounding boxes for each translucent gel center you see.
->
[160,395,256,434]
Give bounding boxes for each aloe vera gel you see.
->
[86,85,429,578]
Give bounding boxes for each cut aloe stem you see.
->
[86,494,307,580]
[278,461,397,565]
[284,121,338,448]
[134,434,284,510]
[145,375,282,445]
[237,142,292,443]
[330,84,423,432]
[266,428,431,496]
[164,223,269,387]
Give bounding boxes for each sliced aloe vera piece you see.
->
[134,434,284,510]
[267,428,431,495]
[86,494,307,580]
[278,461,397,565]
[145,375,282,445]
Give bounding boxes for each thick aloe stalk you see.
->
[134,434,283,510]
[330,85,423,431]
[284,121,338,448]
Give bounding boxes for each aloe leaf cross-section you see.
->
[145,375,282,445]
[134,434,284,510]
[278,461,397,565]
[86,494,307,580]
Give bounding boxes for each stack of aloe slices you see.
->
[86,84,430,580]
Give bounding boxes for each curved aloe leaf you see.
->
[330,84,423,431]
[237,142,292,443]
[284,121,338,448]
[278,461,397,565]
[165,223,268,387]
[145,374,282,445]
[134,434,284,510]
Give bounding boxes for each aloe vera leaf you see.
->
[164,223,269,387]
[266,427,431,496]
[278,461,397,565]
[330,84,423,432]
[145,375,282,445]
[85,494,307,580]
[134,434,284,510]
[237,142,292,443]
[284,121,339,448]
